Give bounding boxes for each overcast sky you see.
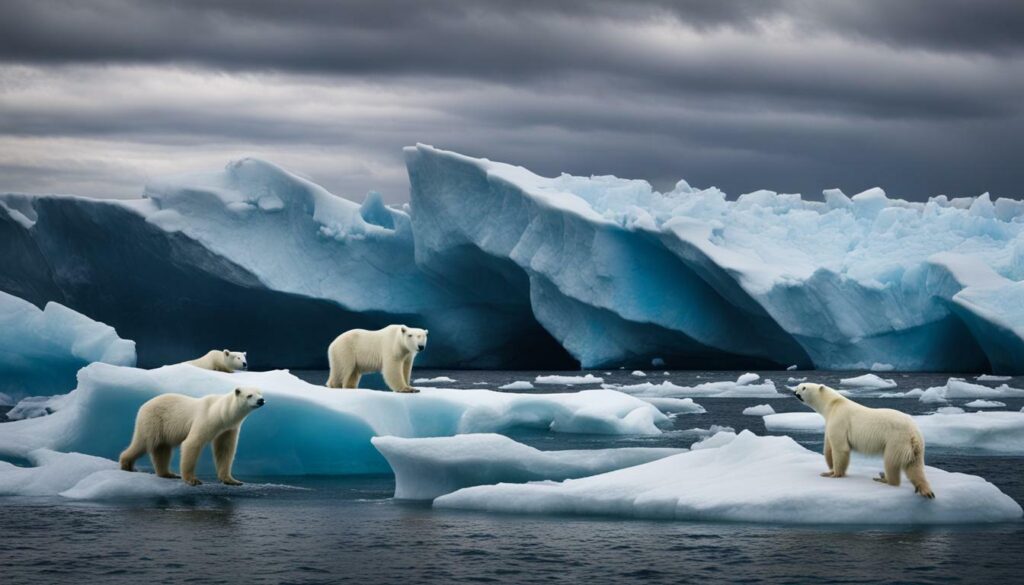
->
[1,0,1022,203]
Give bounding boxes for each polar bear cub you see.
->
[119,387,265,486]
[327,325,427,392]
[185,349,248,372]
[792,383,934,498]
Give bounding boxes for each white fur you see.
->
[792,383,934,498]
[119,387,265,485]
[326,325,428,393]
[185,349,248,373]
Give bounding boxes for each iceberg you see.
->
[763,411,1024,454]
[635,396,705,414]
[839,374,897,390]
[0,363,668,475]
[742,404,776,416]
[913,377,1024,403]
[434,431,1021,524]
[405,145,1024,373]
[0,290,136,399]
[372,434,682,500]
[964,399,1007,409]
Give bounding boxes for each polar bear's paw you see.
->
[397,387,420,393]
[221,478,244,486]
[184,477,202,486]
[819,470,835,477]
[158,473,181,479]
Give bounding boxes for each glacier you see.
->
[4,148,1024,371]
[0,364,668,475]
[763,411,1024,454]
[0,290,136,400]
[372,434,682,500]
[434,431,1022,524]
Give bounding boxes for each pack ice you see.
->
[0,290,136,400]
[0,364,667,475]
[372,434,681,500]
[434,431,1022,524]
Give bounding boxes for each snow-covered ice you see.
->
[535,374,604,385]
[736,373,760,385]
[965,399,1007,409]
[764,411,1024,454]
[634,397,705,414]
[607,375,781,398]
[914,378,1024,403]
[839,374,897,390]
[434,431,1021,524]
[5,394,70,420]
[977,375,1012,382]
[372,434,682,500]
[0,290,136,399]
[499,381,534,390]
[0,364,667,475]
[742,404,776,416]
[631,370,647,377]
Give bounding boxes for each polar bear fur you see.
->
[792,383,934,498]
[326,325,428,392]
[119,387,265,486]
[185,349,248,372]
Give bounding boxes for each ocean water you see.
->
[1,370,1022,585]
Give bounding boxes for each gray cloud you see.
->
[0,1,1022,202]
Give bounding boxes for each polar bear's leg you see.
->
[119,440,146,472]
[343,368,361,389]
[830,445,850,478]
[213,429,242,486]
[820,436,835,477]
[905,459,934,499]
[402,356,414,388]
[383,360,416,392]
[151,444,179,479]
[179,438,204,486]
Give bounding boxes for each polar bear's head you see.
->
[222,350,248,371]
[790,383,840,413]
[234,387,265,410]
[399,326,428,353]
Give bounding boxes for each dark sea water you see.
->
[2,370,1022,585]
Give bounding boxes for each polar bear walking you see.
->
[119,387,265,486]
[791,383,934,498]
[326,325,427,393]
[184,349,248,372]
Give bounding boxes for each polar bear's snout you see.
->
[786,385,804,402]
[255,397,265,407]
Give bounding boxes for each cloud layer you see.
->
[1,0,1022,202]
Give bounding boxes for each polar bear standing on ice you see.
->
[326,325,427,392]
[791,382,934,498]
[119,387,265,486]
[185,349,248,372]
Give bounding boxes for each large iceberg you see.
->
[405,145,1024,372]
[0,364,668,475]
[372,434,681,500]
[434,431,1022,524]
[763,411,1024,454]
[0,290,136,399]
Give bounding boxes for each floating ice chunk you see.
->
[689,431,739,450]
[372,434,683,500]
[786,365,798,371]
[435,431,1022,524]
[0,449,115,496]
[742,404,776,416]
[788,377,807,383]
[0,290,136,399]
[736,373,760,385]
[0,364,667,474]
[977,375,1012,382]
[631,370,647,377]
[499,381,534,390]
[412,376,457,384]
[917,378,1024,403]
[839,374,897,390]
[534,374,604,385]
[609,378,781,398]
[871,363,895,372]
[680,425,735,438]
[936,407,966,414]
[635,397,705,414]
[965,399,1007,409]
[764,411,1024,454]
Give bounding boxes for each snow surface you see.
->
[534,374,604,385]
[434,431,1021,524]
[372,434,682,500]
[0,364,668,475]
[0,449,301,500]
[764,411,1024,454]
[0,290,136,399]
[839,374,897,390]
[742,404,776,416]
[607,375,781,398]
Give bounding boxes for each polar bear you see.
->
[119,387,265,486]
[791,383,934,498]
[326,325,427,393]
[185,349,248,372]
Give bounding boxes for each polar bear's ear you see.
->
[401,326,407,333]
[817,384,826,392]
[223,349,230,355]
[234,388,241,396]
[424,330,428,334]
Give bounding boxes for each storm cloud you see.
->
[1,0,1021,202]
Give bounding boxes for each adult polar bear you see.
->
[185,349,248,372]
[119,387,265,485]
[791,383,934,498]
[327,325,427,392]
